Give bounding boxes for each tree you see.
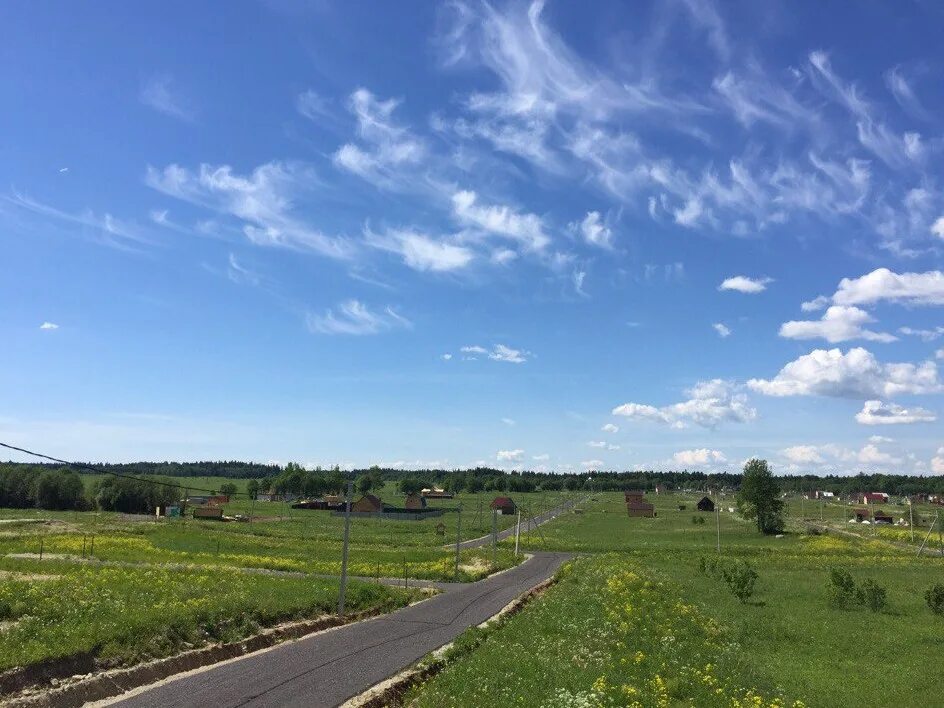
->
[356,469,383,495]
[246,479,259,499]
[736,459,784,535]
[398,478,426,496]
[219,482,238,497]
[34,470,85,510]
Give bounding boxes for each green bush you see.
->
[721,560,758,604]
[825,567,858,610]
[691,515,705,525]
[857,579,887,613]
[925,583,944,616]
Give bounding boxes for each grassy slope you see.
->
[411,492,944,708]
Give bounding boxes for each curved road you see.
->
[108,551,572,708]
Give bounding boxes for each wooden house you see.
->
[490,496,517,515]
[404,493,427,510]
[626,501,655,518]
[351,494,384,513]
[696,496,715,512]
[624,490,645,504]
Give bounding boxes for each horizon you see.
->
[3,1,944,477]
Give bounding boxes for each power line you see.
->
[0,442,251,498]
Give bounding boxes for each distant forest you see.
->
[2,460,944,497]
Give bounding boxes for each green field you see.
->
[409,492,944,707]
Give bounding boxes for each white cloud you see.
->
[587,441,606,448]
[857,443,901,467]
[855,400,936,425]
[779,306,896,343]
[532,453,550,461]
[572,269,587,297]
[365,227,474,272]
[441,353,453,361]
[782,445,825,464]
[461,345,488,355]
[572,211,613,249]
[306,300,411,336]
[932,448,944,474]
[333,89,426,188]
[800,295,829,312]
[39,322,59,330]
[932,217,944,239]
[898,326,944,342]
[613,379,756,428]
[146,163,355,259]
[748,347,942,399]
[226,253,260,286]
[672,448,727,467]
[460,344,530,363]
[497,449,524,463]
[451,190,550,252]
[831,268,944,307]
[581,459,605,469]
[719,276,772,294]
[140,75,193,121]
[712,323,731,338]
[869,435,894,443]
[601,423,619,433]
[501,417,516,426]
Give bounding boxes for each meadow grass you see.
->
[410,492,944,707]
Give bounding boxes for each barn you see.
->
[351,494,384,513]
[624,490,645,503]
[626,501,655,518]
[404,493,427,510]
[490,496,517,515]
[697,496,715,512]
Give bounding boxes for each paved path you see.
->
[108,551,572,708]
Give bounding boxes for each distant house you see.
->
[815,491,835,499]
[324,494,344,510]
[873,509,893,524]
[696,496,715,513]
[862,492,889,504]
[654,484,666,495]
[351,494,384,513]
[852,508,870,522]
[624,490,645,503]
[626,501,655,518]
[490,496,517,515]
[207,495,229,506]
[255,493,281,503]
[291,499,328,510]
[185,496,210,505]
[404,493,427,510]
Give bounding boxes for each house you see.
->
[421,487,454,499]
[873,509,893,524]
[852,508,870,522]
[291,499,328,510]
[351,494,384,513]
[184,496,210,505]
[490,496,517,515]
[404,493,427,510]
[654,484,666,495]
[626,501,655,518]
[207,495,229,506]
[255,493,281,503]
[624,490,645,503]
[696,496,715,512]
[862,492,889,504]
[324,494,344,510]
[815,491,835,499]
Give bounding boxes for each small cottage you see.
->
[351,494,384,513]
[626,501,655,518]
[696,496,715,513]
[624,490,645,503]
[404,493,427,510]
[490,496,517,515]
[852,508,870,522]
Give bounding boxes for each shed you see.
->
[324,494,344,510]
[490,496,517,515]
[207,495,229,506]
[873,509,893,524]
[404,493,427,510]
[351,494,384,513]
[624,490,645,503]
[696,496,715,512]
[862,492,889,504]
[193,507,224,520]
[626,501,655,518]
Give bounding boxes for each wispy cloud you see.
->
[365,226,474,272]
[719,275,772,294]
[306,300,412,335]
[39,322,59,331]
[140,74,194,122]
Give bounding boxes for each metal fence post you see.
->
[338,481,353,615]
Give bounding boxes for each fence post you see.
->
[337,481,353,616]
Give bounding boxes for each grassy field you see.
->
[410,491,944,707]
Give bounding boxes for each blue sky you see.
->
[2,0,944,475]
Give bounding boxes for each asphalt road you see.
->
[456,496,580,550]
[109,551,572,708]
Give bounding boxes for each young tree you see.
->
[246,479,259,499]
[219,482,238,497]
[736,459,784,535]
[398,478,426,496]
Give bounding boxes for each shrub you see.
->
[857,579,887,613]
[721,561,758,604]
[825,567,858,610]
[691,515,705,525]
[925,583,944,616]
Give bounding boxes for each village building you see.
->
[626,501,655,518]
[861,492,889,504]
[624,490,645,503]
[697,496,715,512]
[852,508,870,522]
[490,496,517,515]
[873,509,893,524]
[351,494,384,513]
[421,487,454,499]
[404,493,427,510]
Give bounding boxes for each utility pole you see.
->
[514,509,521,557]
[715,490,721,554]
[491,508,498,567]
[910,498,915,543]
[454,504,462,580]
[337,481,353,616]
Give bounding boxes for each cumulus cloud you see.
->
[572,210,613,249]
[497,449,524,462]
[779,306,896,343]
[801,295,830,312]
[898,326,944,342]
[855,400,936,425]
[932,448,944,474]
[673,449,726,467]
[39,322,59,330]
[782,445,825,464]
[748,347,942,399]
[719,276,772,293]
[306,300,411,335]
[712,323,731,338]
[932,217,944,239]
[601,423,619,433]
[831,268,944,307]
[613,379,756,428]
[441,353,453,360]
